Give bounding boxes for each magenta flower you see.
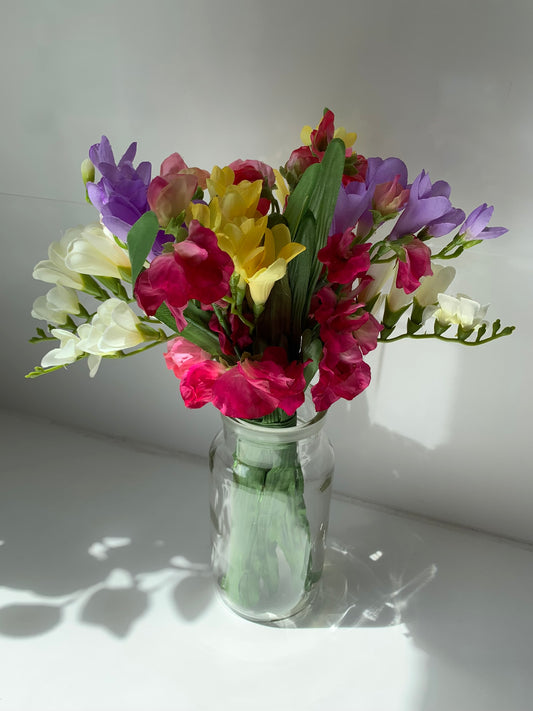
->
[395,238,433,293]
[285,145,319,182]
[459,204,508,240]
[318,230,371,285]
[180,360,227,409]
[134,221,233,329]
[177,347,306,418]
[312,344,371,411]
[164,337,212,379]
[212,349,305,418]
[312,286,382,355]
[87,136,152,243]
[209,312,253,356]
[228,159,275,187]
[309,284,381,410]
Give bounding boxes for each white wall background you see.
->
[1,0,532,541]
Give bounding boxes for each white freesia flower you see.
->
[359,261,395,302]
[40,329,83,368]
[31,285,80,325]
[413,265,456,307]
[65,223,131,278]
[32,231,85,289]
[76,299,146,376]
[434,293,489,330]
[388,264,456,313]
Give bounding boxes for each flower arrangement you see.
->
[29,108,513,424]
[28,109,515,620]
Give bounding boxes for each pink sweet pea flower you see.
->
[134,221,233,329]
[312,344,371,411]
[395,238,433,294]
[309,109,336,153]
[228,159,276,215]
[209,312,253,356]
[212,366,281,419]
[285,145,319,180]
[180,360,226,409]
[318,230,371,285]
[373,176,410,215]
[147,153,210,227]
[238,347,306,416]
[159,153,210,189]
[164,337,212,379]
[178,347,306,419]
[228,159,275,187]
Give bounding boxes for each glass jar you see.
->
[209,410,334,622]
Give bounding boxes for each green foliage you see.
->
[285,138,345,347]
[127,211,160,284]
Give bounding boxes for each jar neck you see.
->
[221,409,328,445]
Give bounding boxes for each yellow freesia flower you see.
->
[189,199,223,232]
[333,126,357,148]
[206,166,235,201]
[219,181,263,222]
[244,224,306,309]
[273,169,289,210]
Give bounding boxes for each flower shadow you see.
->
[0,413,213,638]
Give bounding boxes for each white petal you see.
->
[87,354,102,377]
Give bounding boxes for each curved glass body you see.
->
[209,411,335,622]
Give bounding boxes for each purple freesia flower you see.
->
[389,171,453,240]
[365,157,408,188]
[331,156,410,236]
[459,203,508,240]
[425,207,466,238]
[330,181,371,234]
[87,136,152,243]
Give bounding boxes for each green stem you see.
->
[222,427,313,615]
[380,329,514,346]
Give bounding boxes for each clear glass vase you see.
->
[209,409,334,622]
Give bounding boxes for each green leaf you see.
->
[155,302,221,355]
[154,303,180,333]
[288,210,317,340]
[284,163,320,237]
[127,211,160,284]
[285,139,345,344]
[301,330,323,386]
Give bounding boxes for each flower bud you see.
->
[81,158,95,185]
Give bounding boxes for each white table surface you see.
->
[1,408,532,711]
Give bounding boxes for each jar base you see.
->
[214,578,320,624]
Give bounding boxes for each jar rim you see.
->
[222,409,327,443]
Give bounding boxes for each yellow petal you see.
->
[278,241,306,264]
[189,202,211,226]
[273,169,289,210]
[334,127,357,148]
[206,166,235,199]
[247,259,287,305]
[300,125,313,146]
[270,223,291,251]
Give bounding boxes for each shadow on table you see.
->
[0,414,214,638]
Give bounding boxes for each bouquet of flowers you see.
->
[29,109,514,618]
